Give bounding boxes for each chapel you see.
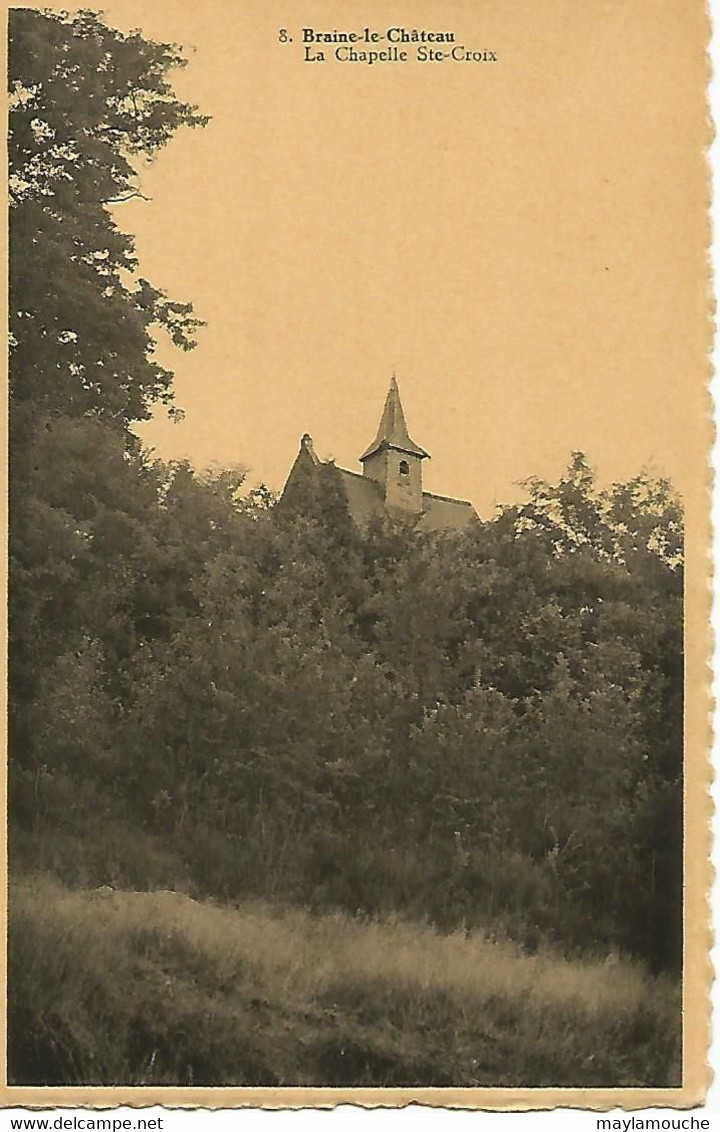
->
[281,376,478,531]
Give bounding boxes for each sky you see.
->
[88,0,709,516]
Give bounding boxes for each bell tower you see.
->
[359,375,430,516]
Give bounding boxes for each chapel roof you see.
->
[334,467,477,531]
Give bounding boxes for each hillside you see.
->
[10,878,680,1088]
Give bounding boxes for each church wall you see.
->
[382,449,423,515]
[361,448,388,488]
[362,447,424,514]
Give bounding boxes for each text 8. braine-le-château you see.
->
[298,27,498,65]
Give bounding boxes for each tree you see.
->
[9,10,209,836]
[9,8,208,427]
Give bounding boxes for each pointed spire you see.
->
[360,374,429,462]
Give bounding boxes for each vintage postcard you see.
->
[3,0,713,1111]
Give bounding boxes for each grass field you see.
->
[9,876,681,1087]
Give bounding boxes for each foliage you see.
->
[12,435,684,970]
[9,8,208,425]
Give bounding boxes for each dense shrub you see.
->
[11,448,683,970]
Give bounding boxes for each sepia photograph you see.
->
[5,0,712,1107]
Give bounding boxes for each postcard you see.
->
[4,0,712,1110]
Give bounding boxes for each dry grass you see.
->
[9,877,681,1087]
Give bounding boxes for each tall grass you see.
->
[9,877,680,1088]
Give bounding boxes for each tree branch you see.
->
[105,188,150,204]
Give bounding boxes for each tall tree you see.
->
[9,9,209,808]
[9,8,208,427]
